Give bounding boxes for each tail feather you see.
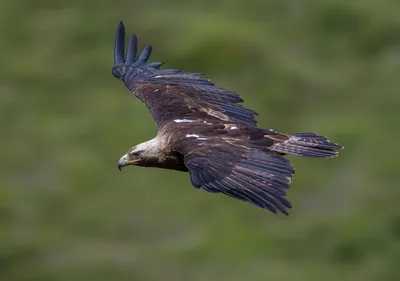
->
[270,132,343,158]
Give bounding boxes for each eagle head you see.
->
[118,138,164,170]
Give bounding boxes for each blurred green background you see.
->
[1,0,400,280]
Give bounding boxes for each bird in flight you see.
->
[113,21,343,215]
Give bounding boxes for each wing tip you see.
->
[114,21,126,66]
[136,45,153,65]
[126,33,138,64]
[114,21,154,66]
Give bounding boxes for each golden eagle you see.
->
[113,22,343,215]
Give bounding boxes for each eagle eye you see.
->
[131,151,141,157]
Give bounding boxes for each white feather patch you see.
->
[174,119,195,123]
[224,124,238,130]
[186,134,209,140]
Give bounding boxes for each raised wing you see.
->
[112,22,258,129]
[184,141,295,215]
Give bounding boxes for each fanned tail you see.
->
[270,132,343,158]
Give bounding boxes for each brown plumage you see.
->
[113,22,343,215]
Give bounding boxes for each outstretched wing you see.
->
[183,141,295,215]
[112,22,258,129]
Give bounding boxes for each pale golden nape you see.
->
[129,136,166,161]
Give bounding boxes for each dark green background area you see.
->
[1,1,399,280]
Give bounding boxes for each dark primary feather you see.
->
[112,21,258,129]
[136,45,153,65]
[112,22,154,83]
[125,33,138,64]
[184,142,295,215]
[114,21,125,66]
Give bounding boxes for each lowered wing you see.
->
[184,140,295,215]
[112,22,258,130]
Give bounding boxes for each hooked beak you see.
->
[118,154,139,171]
[118,158,125,171]
[118,154,128,171]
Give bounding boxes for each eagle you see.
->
[113,22,343,215]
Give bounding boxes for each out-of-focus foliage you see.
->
[1,0,399,280]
